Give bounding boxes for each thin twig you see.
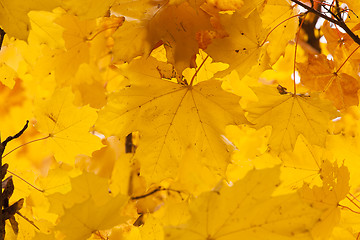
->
[131,187,162,200]
[2,121,29,148]
[131,187,183,200]
[290,0,360,45]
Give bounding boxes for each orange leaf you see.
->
[297,54,360,109]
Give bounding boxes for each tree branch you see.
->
[1,121,29,149]
[0,29,5,51]
[290,0,360,46]
[0,120,29,240]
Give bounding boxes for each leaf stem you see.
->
[346,195,360,210]
[189,55,209,86]
[338,203,360,214]
[260,14,304,47]
[2,135,50,159]
[293,13,307,94]
[86,22,123,41]
[335,45,360,73]
[349,192,360,202]
[6,170,44,193]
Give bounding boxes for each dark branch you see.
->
[290,0,360,46]
[0,120,29,240]
[131,187,184,200]
[0,29,5,51]
[2,121,29,148]
[131,187,162,200]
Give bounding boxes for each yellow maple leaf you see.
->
[327,106,360,189]
[299,160,350,239]
[297,54,360,110]
[96,56,246,186]
[261,0,298,64]
[72,63,107,108]
[182,50,228,85]
[0,39,25,89]
[45,172,128,239]
[112,20,151,63]
[110,215,164,240]
[0,0,60,40]
[28,10,65,49]
[246,85,339,152]
[165,167,324,239]
[34,87,103,163]
[55,194,128,240]
[53,14,123,83]
[47,172,117,215]
[205,10,267,79]
[277,135,328,193]
[0,62,17,89]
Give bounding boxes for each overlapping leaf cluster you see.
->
[0,0,360,239]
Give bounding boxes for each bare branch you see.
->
[1,121,29,149]
[290,0,360,46]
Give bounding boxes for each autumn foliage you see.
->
[1,0,360,239]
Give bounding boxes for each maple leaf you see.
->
[299,160,350,239]
[205,10,267,79]
[0,40,25,89]
[72,63,107,108]
[48,172,128,240]
[0,0,60,40]
[0,62,16,89]
[34,87,103,163]
[297,54,360,109]
[112,20,151,62]
[28,10,65,49]
[165,167,324,239]
[96,56,246,186]
[245,85,339,152]
[321,22,353,56]
[55,194,128,240]
[110,215,164,240]
[261,0,299,64]
[47,172,120,215]
[52,14,123,82]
